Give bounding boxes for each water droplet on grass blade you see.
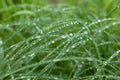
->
[66,24,69,26]
[98,30,102,33]
[61,35,66,39]
[97,20,101,22]
[71,45,75,49]
[83,31,88,35]
[20,76,25,79]
[35,36,41,39]
[69,33,73,36]
[51,41,55,43]
[70,22,73,25]
[29,53,35,57]
[89,38,92,40]
[82,27,86,30]
[0,39,4,75]
[0,38,3,59]
[0,40,3,45]
[86,39,89,41]
[66,49,69,52]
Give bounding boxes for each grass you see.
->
[0,0,120,80]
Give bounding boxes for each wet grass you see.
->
[0,0,120,80]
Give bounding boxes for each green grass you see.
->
[0,0,120,80]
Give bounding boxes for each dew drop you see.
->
[79,37,83,40]
[0,38,3,59]
[98,20,101,22]
[19,74,22,77]
[0,40,3,45]
[29,53,35,57]
[86,39,89,41]
[32,42,36,45]
[103,61,107,66]
[103,18,107,21]
[74,21,78,24]
[66,49,70,52]
[66,34,69,37]
[83,31,88,35]
[10,58,14,61]
[98,30,101,33]
[69,33,73,36]
[71,45,75,49]
[70,22,73,25]
[53,59,59,62]
[89,38,92,40]
[112,22,117,26]
[105,25,109,29]
[61,35,66,39]
[82,27,86,30]
[97,68,101,72]
[35,36,41,39]
[20,76,24,79]
[66,24,69,26]
[51,41,55,43]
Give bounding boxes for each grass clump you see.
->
[0,0,120,80]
